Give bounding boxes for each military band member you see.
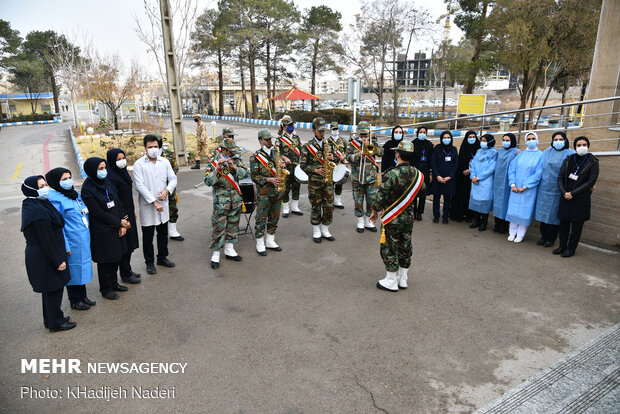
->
[277,115,304,217]
[328,122,347,209]
[250,129,285,255]
[203,138,249,269]
[300,117,337,243]
[213,126,235,151]
[370,141,425,292]
[346,121,383,233]
[191,114,208,170]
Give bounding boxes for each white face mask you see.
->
[147,148,159,159]
[576,146,588,156]
[393,133,403,141]
[331,131,339,138]
[116,159,127,169]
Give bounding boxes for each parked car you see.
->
[487,98,502,104]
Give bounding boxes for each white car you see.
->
[487,98,502,104]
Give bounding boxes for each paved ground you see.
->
[0,119,618,413]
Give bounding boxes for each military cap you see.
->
[358,121,371,134]
[312,117,328,131]
[395,141,414,153]
[329,121,339,130]
[221,138,238,151]
[222,126,234,136]
[193,114,201,119]
[280,115,294,126]
[258,128,273,140]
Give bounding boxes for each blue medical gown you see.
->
[535,147,575,225]
[48,190,93,285]
[469,148,498,214]
[505,149,544,226]
[493,148,519,220]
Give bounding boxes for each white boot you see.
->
[210,250,220,269]
[256,237,267,256]
[265,233,282,251]
[312,225,322,243]
[377,271,399,291]
[357,217,365,233]
[398,267,409,289]
[282,202,290,217]
[291,199,303,215]
[334,194,344,207]
[364,215,377,232]
[168,222,184,240]
[224,242,242,261]
[320,224,334,241]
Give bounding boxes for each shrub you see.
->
[10,113,54,122]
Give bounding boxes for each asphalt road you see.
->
[0,119,618,413]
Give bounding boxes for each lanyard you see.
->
[105,188,111,201]
[74,198,86,212]
[442,148,451,158]
[573,154,588,173]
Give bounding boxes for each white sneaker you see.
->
[312,225,322,243]
[398,267,409,289]
[514,236,524,243]
[507,234,516,242]
[282,202,290,216]
[256,237,267,255]
[357,217,365,232]
[265,233,281,251]
[320,224,334,240]
[377,271,399,291]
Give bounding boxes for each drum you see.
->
[238,176,256,214]
[294,164,308,184]
[332,163,351,185]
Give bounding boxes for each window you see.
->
[9,105,16,112]
[223,92,234,102]
[41,104,51,112]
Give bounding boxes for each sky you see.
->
[1,0,462,80]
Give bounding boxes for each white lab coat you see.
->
[133,155,177,226]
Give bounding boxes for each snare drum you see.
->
[332,163,351,185]
[294,164,308,184]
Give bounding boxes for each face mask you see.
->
[467,137,476,145]
[286,125,295,133]
[480,142,488,149]
[553,141,565,150]
[442,138,451,146]
[502,141,511,149]
[158,148,163,157]
[60,179,73,190]
[331,131,339,138]
[393,133,403,141]
[97,170,108,179]
[576,146,588,156]
[418,133,426,141]
[38,186,50,200]
[526,140,537,149]
[116,159,127,169]
[147,148,159,159]
[194,118,199,123]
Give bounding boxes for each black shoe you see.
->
[146,263,157,274]
[561,249,574,258]
[211,261,219,269]
[157,258,176,267]
[492,224,500,233]
[129,270,141,278]
[170,235,185,241]
[478,223,487,231]
[536,239,545,246]
[455,217,463,223]
[121,275,141,284]
[113,284,128,292]
[225,254,243,261]
[442,218,449,224]
[465,217,473,223]
[266,246,282,251]
[357,227,364,233]
[334,204,344,209]
[103,291,119,300]
[376,282,397,292]
[71,301,90,311]
[433,218,439,223]
[313,237,322,243]
[499,226,509,234]
[190,161,201,170]
[469,221,480,229]
[365,226,377,233]
[543,241,554,248]
[257,250,267,256]
[49,321,76,332]
[282,212,289,218]
[552,247,564,255]
[292,210,304,215]
[322,234,335,241]
[45,316,70,328]
[83,297,96,306]
[415,214,422,221]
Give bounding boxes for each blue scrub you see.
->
[469,148,498,214]
[535,147,575,225]
[505,149,544,226]
[48,190,93,285]
[493,147,519,219]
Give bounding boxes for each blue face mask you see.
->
[526,140,537,149]
[38,186,50,200]
[286,125,295,133]
[552,140,565,150]
[60,179,73,190]
[467,137,476,145]
[418,133,426,141]
[442,138,451,146]
[502,141,511,149]
[97,170,108,180]
[480,141,488,149]
[393,133,403,141]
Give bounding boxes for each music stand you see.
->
[239,178,256,239]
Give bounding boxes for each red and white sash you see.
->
[208,159,241,194]
[255,152,277,177]
[380,168,424,225]
[280,134,300,157]
[329,138,344,159]
[307,144,325,165]
[350,140,378,167]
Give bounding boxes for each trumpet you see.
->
[363,144,378,156]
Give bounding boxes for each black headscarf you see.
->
[502,133,517,149]
[574,136,590,149]
[45,167,78,200]
[481,133,496,148]
[21,175,64,231]
[106,148,133,186]
[456,130,477,171]
[551,131,569,151]
[439,131,454,149]
[416,126,427,137]
[81,157,120,205]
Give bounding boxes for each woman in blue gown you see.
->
[506,132,544,243]
[468,133,498,231]
[492,133,519,233]
[430,130,459,224]
[46,168,95,311]
[534,132,575,247]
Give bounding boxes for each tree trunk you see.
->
[248,42,258,119]
[534,70,562,129]
[311,39,319,112]
[392,45,398,124]
[239,53,248,118]
[266,40,272,116]
[465,1,488,94]
[109,104,119,130]
[50,71,60,114]
[378,59,385,122]
[217,48,224,116]
[513,70,530,127]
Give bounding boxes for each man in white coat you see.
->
[133,134,178,274]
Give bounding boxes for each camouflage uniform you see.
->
[250,135,282,239]
[277,116,303,203]
[204,139,249,251]
[162,147,180,223]
[346,122,384,217]
[300,121,338,226]
[195,118,208,162]
[328,121,347,196]
[211,127,238,158]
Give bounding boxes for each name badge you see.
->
[569,173,579,181]
[106,200,115,209]
[445,156,452,162]
[81,207,89,215]
[420,156,427,162]
[81,216,89,228]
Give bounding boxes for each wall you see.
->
[9,98,54,116]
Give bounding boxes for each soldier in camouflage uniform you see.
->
[370,141,425,292]
[300,117,338,243]
[250,129,285,256]
[191,114,208,169]
[277,115,304,217]
[203,138,249,269]
[328,121,347,209]
[212,126,235,151]
[155,135,184,241]
[346,121,384,233]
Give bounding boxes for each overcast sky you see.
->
[2,0,462,79]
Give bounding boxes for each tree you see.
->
[8,55,49,114]
[0,19,21,66]
[299,5,341,112]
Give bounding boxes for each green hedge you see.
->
[10,113,55,122]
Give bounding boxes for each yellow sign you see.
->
[457,94,486,114]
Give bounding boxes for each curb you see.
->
[68,126,87,179]
[1,119,63,127]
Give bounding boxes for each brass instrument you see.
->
[363,144,378,156]
[275,138,289,193]
[358,124,377,182]
[323,141,336,185]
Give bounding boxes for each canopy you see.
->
[270,86,320,101]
